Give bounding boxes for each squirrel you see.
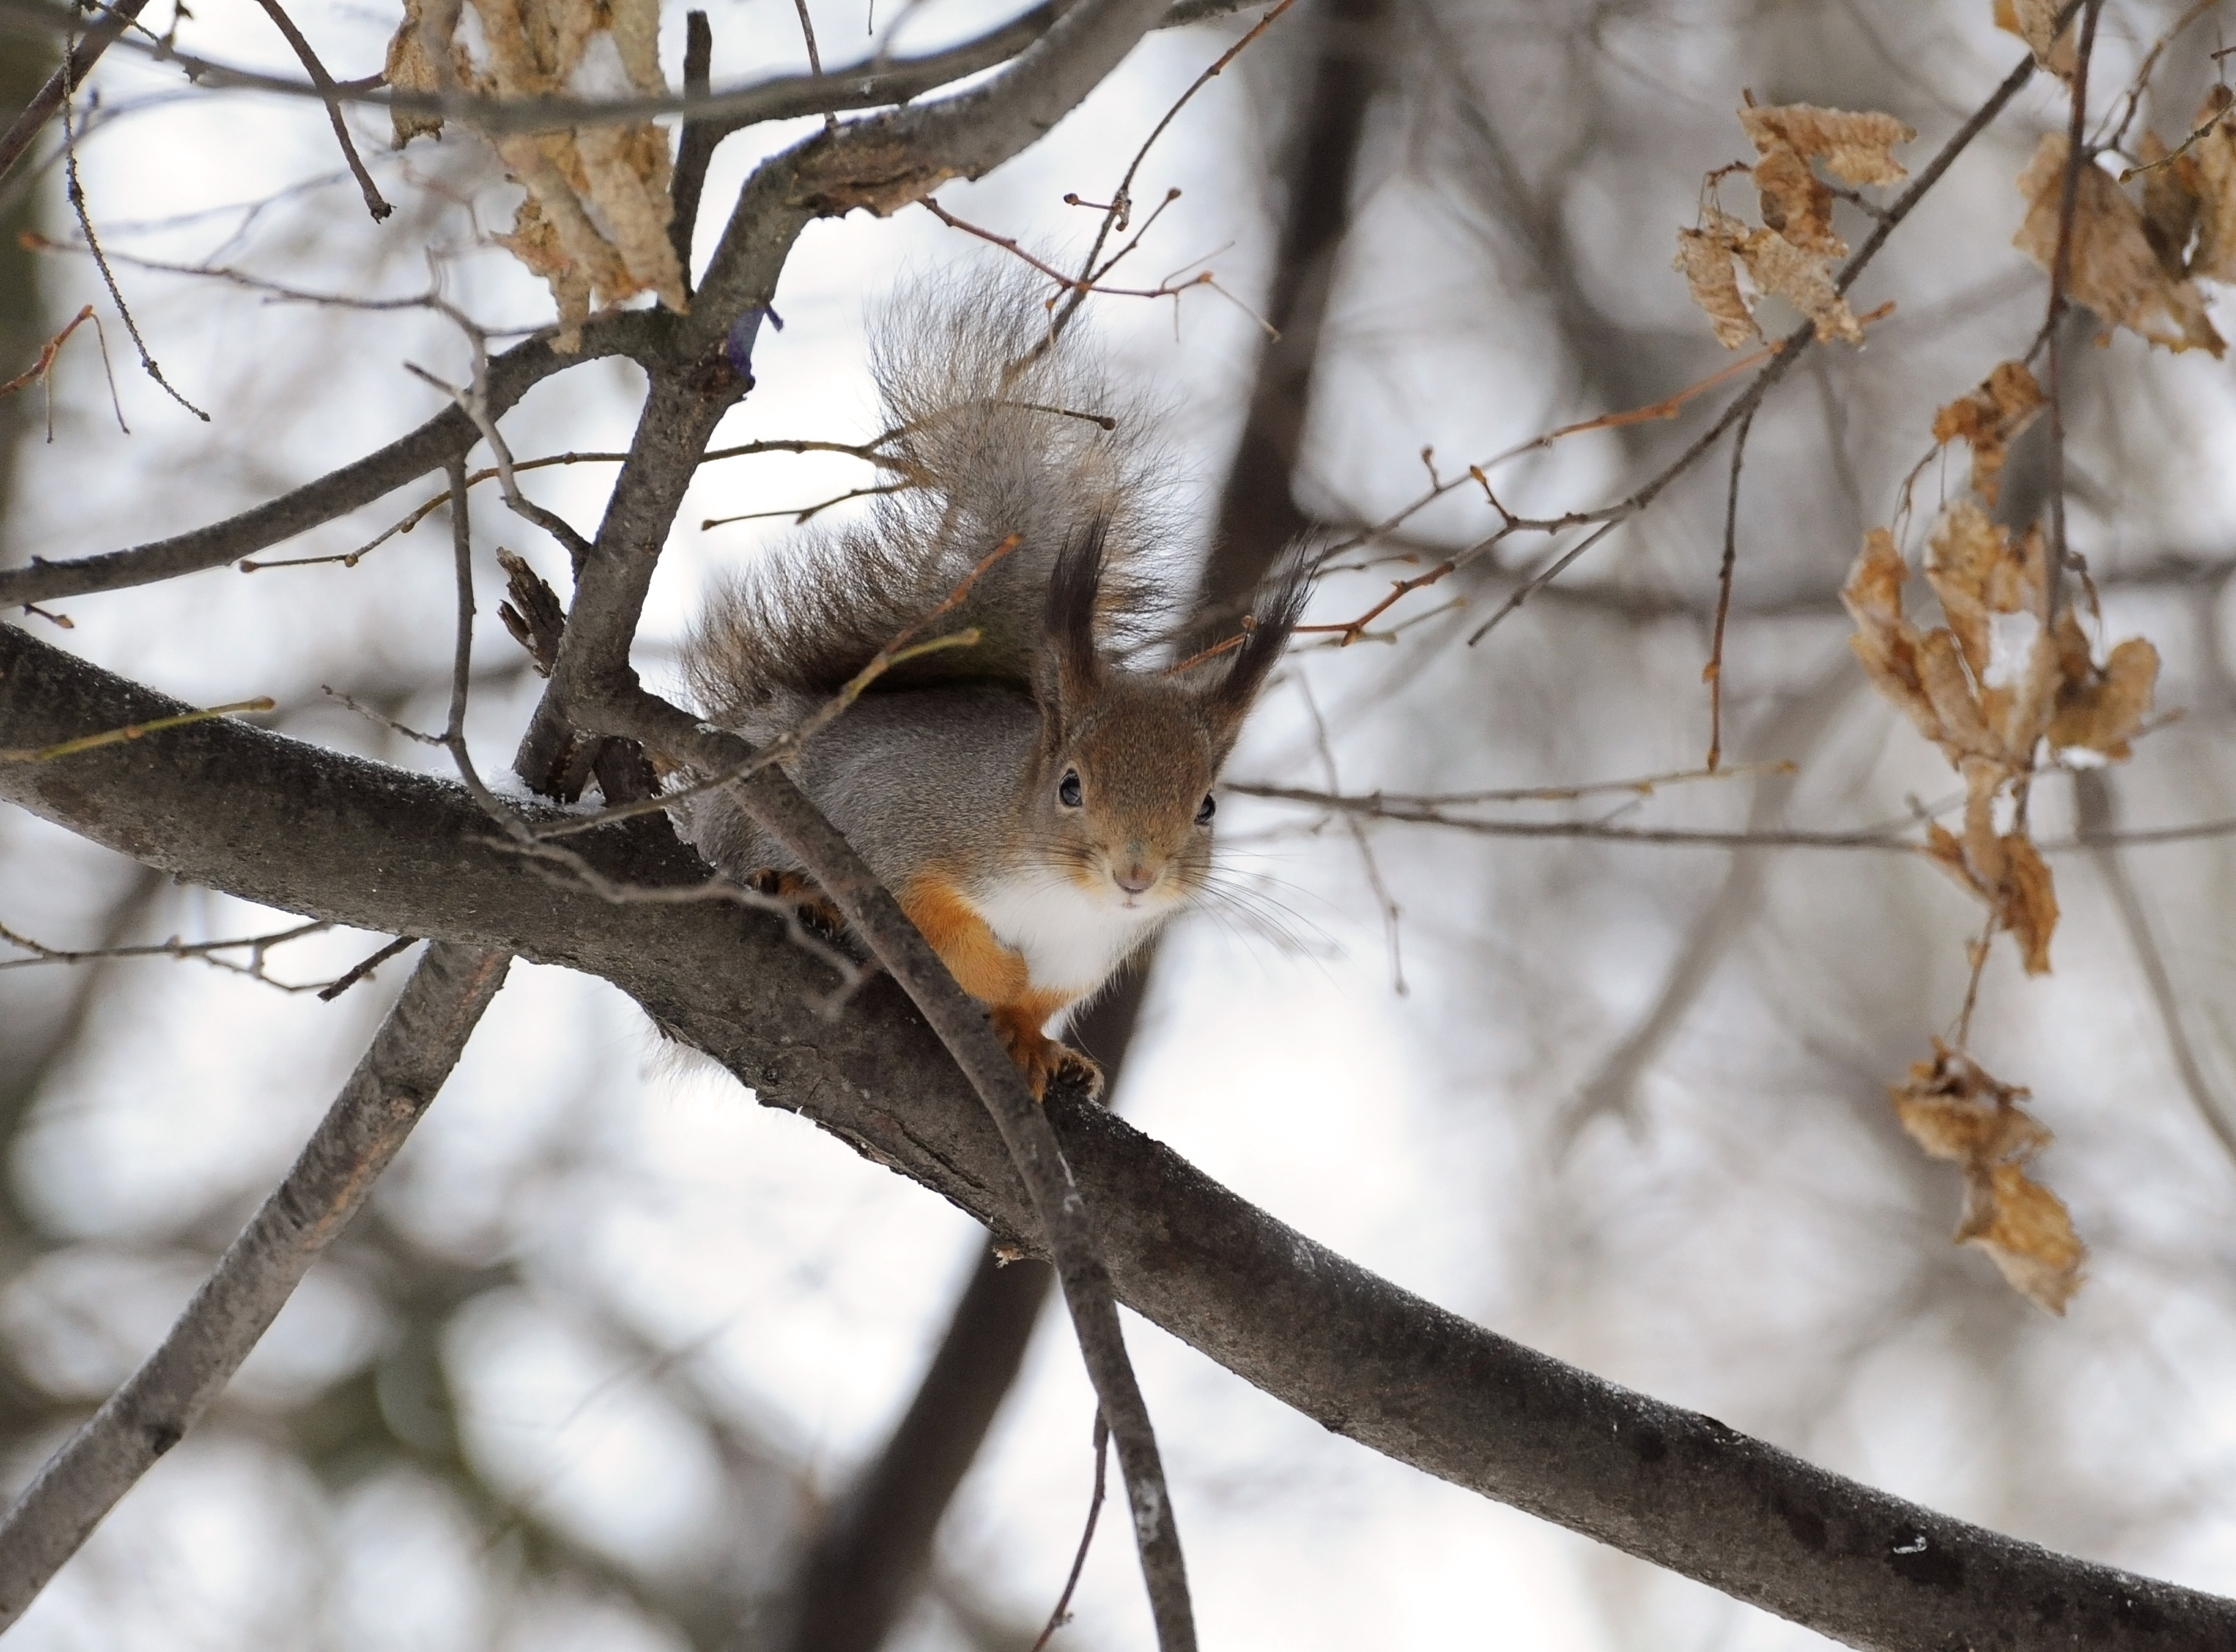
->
[674,271,1308,1099]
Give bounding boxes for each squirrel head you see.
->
[1024,521,1307,913]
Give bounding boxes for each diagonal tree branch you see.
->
[0,0,146,180]
[0,936,511,1629]
[7,621,2236,1651]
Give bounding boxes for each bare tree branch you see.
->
[0,937,511,1629]
[8,613,2236,1652]
[0,0,1265,140]
[0,310,666,607]
[0,0,147,180]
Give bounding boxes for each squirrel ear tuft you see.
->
[1204,545,1311,738]
[1039,516,1109,713]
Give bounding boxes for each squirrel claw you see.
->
[995,1018,1104,1103]
[747,868,845,941]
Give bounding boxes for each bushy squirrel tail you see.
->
[685,267,1184,733]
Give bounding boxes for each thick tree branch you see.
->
[0,310,667,608]
[0,0,146,180]
[0,0,1260,140]
[8,629,2236,1651]
[0,936,510,1629]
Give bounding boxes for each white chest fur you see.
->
[970,866,1176,1001]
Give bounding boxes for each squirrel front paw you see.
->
[992,1015,1104,1103]
[746,868,845,942]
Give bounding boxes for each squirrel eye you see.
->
[1195,793,1216,825]
[1059,770,1083,808]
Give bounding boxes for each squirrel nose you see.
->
[1114,866,1156,895]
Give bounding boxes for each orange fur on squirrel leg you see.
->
[902,875,1102,1101]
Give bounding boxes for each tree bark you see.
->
[5,625,2231,1651]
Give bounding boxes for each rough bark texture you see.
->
[6,624,2233,1651]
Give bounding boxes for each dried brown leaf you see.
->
[493,190,593,350]
[2186,88,2236,283]
[1923,499,2007,679]
[1735,225,1861,344]
[2015,134,2225,356]
[1674,218,1759,349]
[1917,627,1998,761]
[1842,529,1946,747]
[1889,1040,2084,1313]
[1753,146,1842,255]
[1961,1162,2087,1312]
[1993,0,2077,77]
[2049,635,2159,758]
[2000,831,2058,974]
[384,0,462,146]
[416,0,686,345]
[2137,131,2200,279]
[1738,103,1915,187]
[1892,1041,2045,1160]
[1930,360,2044,506]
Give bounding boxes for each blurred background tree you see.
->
[3,0,2236,1647]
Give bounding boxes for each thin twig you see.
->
[922,197,1217,301]
[247,0,392,221]
[700,479,911,529]
[1268,305,1890,650]
[316,934,419,1001]
[408,345,594,569]
[2042,0,2107,636]
[0,304,88,404]
[790,0,839,132]
[242,435,906,573]
[1704,408,1755,772]
[1051,0,1299,336]
[2104,0,2218,159]
[1228,760,1796,809]
[438,458,533,831]
[1297,673,1404,994]
[1030,1416,1110,1652]
[56,30,207,421]
[0,697,273,762]
[0,916,341,995]
[1950,908,1999,1051]
[1443,37,2052,647]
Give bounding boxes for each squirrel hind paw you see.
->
[747,868,847,942]
[994,1019,1104,1104]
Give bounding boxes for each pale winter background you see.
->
[4,0,2236,1647]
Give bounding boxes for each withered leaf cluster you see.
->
[1844,501,2157,975]
[387,0,686,349]
[2013,128,2226,358]
[1890,1041,2085,1314]
[1847,348,2166,1312]
[1674,102,1914,349]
